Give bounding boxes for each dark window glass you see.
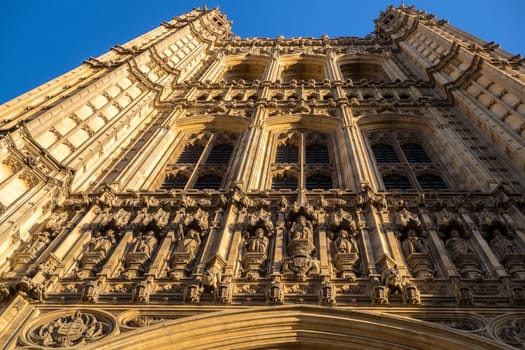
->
[383,174,412,190]
[161,174,188,190]
[401,143,431,163]
[206,144,233,164]
[275,144,298,163]
[306,174,332,190]
[372,143,399,163]
[306,144,329,164]
[417,174,447,190]
[194,174,222,189]
[272,174,298,190]
[176,144,204,164]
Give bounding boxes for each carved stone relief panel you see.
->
[21,310,115,348]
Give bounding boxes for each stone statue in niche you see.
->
[245,228,268,253]
[483,218,525,279]
[290,215,313,241]
[438,213,483,280]
[282,204,320,281]
[328,208,360,281]
[446,229,474,257]
[241,208,274,280]
[395,207,434,279]
[174,226,201,258]
[169,209,208,280]
[78,228,119,279]
[123,227,161,280]
[11,230,55,271]
[133,230,158,258]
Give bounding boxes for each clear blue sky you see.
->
[1,1,523,104]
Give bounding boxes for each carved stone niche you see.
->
[282,204,320,281]
[21,310,115,348]
[328,208,361,281]
[241,208,274,281]
[122,220,163,280]
[438,215,483,280]
[11,211,68,271]
[483,219,525,279]
[395,207,434,279]
[79,222,122,279]
[169,208,209,280]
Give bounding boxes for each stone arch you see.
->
[357,113,477,192]
[87,305,508,350]
[221,55,270,82]
[279,54,327,81]
[337,54,400,82]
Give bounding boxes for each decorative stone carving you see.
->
[215,276,233,304]
[133,276,154,303]
[16,276,46,302]
[126,315,165,328]
[483,219,525,279]
[396,206,434,279]
[495,317,525,349]
[282,204,320,280]
[79,228,118,278]
[0,282,13,302]
[81,277,105,303]
[183,280,203,304]
[402,282,421,305]
[381,264,403,295]
[319,276,336,305]
[169,209,209,279]
[241,208,273,280]
[266,275,284,305]
[370,277,389,305]
[11,231,52,270]
[439,212,483,280]
[26,311,112,348]
[122,229,159,279]
[455,285,474,305]
[328,209,360,281]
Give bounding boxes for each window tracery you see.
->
[271,132,334,190]
[160,133,237,191]
[368,130,448,191]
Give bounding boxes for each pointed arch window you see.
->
[417,174,447,190]
[306,144,329,164]
[382,174,413,190]
[176,144,204,164]
[161,174,188,190]
[194,174,223,190]
[306,174,332,190]
[272,173,298,190]
[206,144,233,164]
[275,144,299,163]
[401,143,431,163]
[372,143,399,163]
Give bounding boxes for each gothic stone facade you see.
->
[0,5,524,350]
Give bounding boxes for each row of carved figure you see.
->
[2,202,524,304]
